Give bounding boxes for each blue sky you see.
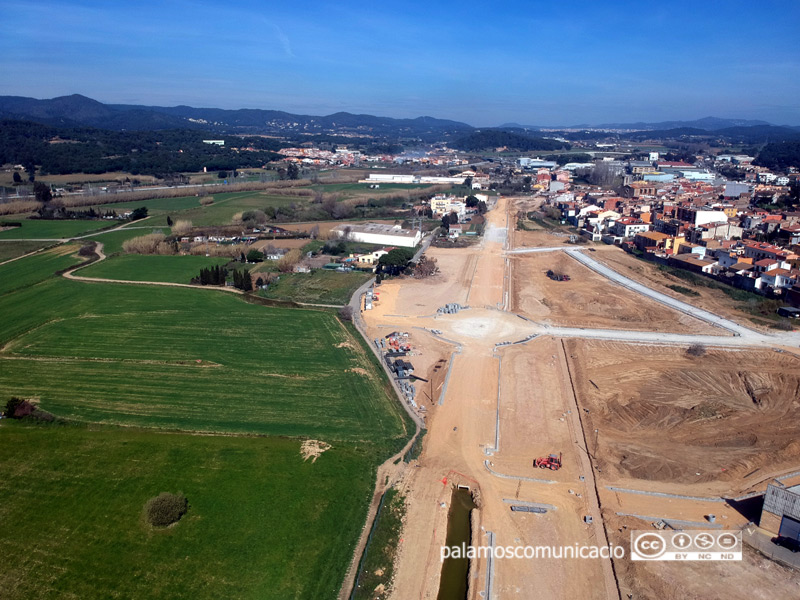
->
[1,0,799,126]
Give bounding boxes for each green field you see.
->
[0,219,112,240]
[260,270,373,305]
[0,199,411,598]
[84,225,170,254]
[0,279,409,443]
[0,240,54,262]
[93,191,302,226]
[79,254,230,283]
[0,421,375,600]
[177,191,300,226]
[95,194,205,215]
[0,244,84,297]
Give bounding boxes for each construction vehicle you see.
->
[534,452,562,470]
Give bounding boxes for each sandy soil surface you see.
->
[359,194,800,600]
[510,252,721,335]
[566,339,800,496]
[513,228,576,248]
[593,248,786,334]
[606,514,800,600]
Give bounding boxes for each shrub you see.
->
[686,343,706,357]
[4,397,24,418]
[199,197,214,206]
[145,492,188,527]
[123,233,167,254]
[171,219,193,237]
[338,306,354,321]
[79,242,98,257]
[277,248,302,273]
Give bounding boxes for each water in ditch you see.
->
[436,487,477,600]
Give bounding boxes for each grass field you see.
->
[0,421,376,600]
[84,225,170,254]
[0,240,54,262]
[0,279,410,444]
[91,190,303,226]
[94,194,204,216]
[177,191,301,226]
[352,488,405,600]
[0,219,112,240]
[79,254,230,283]
[0,244,83,297]
[260,270,373,305]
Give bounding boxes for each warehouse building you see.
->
[332,223,421,248]
[760,482,800,543]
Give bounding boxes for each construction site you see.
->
[354,195,800,600]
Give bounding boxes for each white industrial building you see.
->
[359,174,465,185]
[332,223,422,248]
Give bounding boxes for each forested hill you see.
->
[0,120,284,176]
[0,94,473,137]
[450,130,571,152]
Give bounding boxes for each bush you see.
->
[686,343,706,357]
[123,233,169,254]
[4,397,24,418]
[338,306,354,321]
[199,197,214,206]
[246,249,264,263]
[144,492,188,527]
[171,219,193,237]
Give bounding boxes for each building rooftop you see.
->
[333,223,418,238]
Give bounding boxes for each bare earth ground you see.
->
[607,514,800,600]
[567,339,800,494]
[593,248,781,333]
[510,252,720,335]
[358,195,800,600]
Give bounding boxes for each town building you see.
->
[332,223,421,248]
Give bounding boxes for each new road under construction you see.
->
[356,195,800,600]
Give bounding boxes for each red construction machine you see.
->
[534,452,562,470]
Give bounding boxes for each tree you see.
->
[448,211,459,224]
[277,248,302,273]
[287,162,300,180]
[338,306,354,321]
[246,249,264,263]
[12,171,22,184]
[378,247,415,276]
[465,195,479,207]
[33,181,52,203]
[477,200,487,215]
[166,215,173,227]
[24,160,36,182]
[130,207,148,220]
[441,215,451,231]
[218,170,228,179]
[309,224,320,239]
